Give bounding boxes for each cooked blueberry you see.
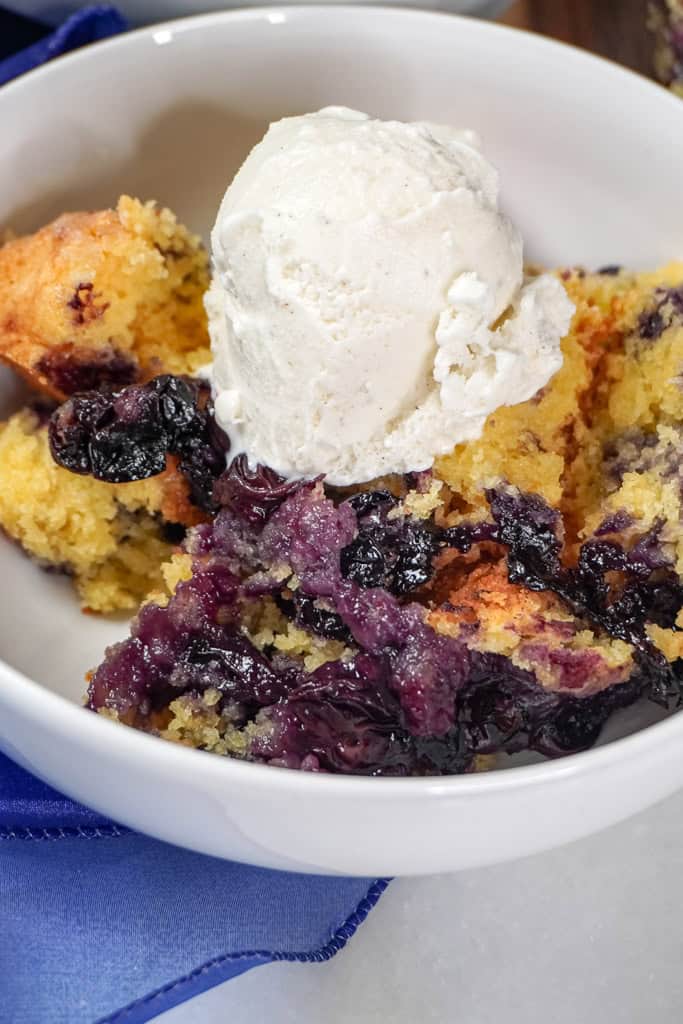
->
[597,264,621,276]
[532,699,605,756]
[213,454,301,524]
[48,390,113,474]
[442,520,497,553]
[413,731,469,774]
[347,489,397,520]
[250,657,415,775]
[390,522,438,594]
[340,534,386,588]
[153,374,200,439]
[294,594,352,642]
[668,286,683,315]
[170,633,288,705]
[594,510,633,536]
[487,487,562,589]
[161,521,187,545]
[639,310,665,340]
[91,423,168,481]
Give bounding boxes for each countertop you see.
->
[162,788,683,1023]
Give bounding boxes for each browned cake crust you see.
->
[0,196,210,400]
[157,455,208,528]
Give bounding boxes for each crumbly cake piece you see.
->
[427,560,634,697]
[569,265,683,511]
[0,373,216,612]
[0,196,210,400]
[0,194,212,611]
[0,408,198,612]
[435,271,598,513]
[436,265,683,533]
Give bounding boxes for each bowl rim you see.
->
[2,2,683,118]
[2,3,683,799]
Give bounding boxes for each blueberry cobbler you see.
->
[2,108,683,776]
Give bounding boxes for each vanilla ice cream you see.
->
[207,106,574,485]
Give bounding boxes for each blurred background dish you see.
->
[4,0,510,28]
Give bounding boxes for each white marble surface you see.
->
[162,789,683,1023]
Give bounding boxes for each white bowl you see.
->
[2,6,683,877]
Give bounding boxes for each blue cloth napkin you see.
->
[0,4,128,86]
[1,753,387,1022]
[0,9,388,1022]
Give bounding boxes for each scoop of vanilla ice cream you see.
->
[207,106,574,485]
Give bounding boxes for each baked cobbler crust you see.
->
[2,196,683,774]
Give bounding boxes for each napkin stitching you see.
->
[97,877,390,1024]
[0,823,131,840]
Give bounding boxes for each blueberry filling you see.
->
[338,488,492,597]
[86,467,682,773]
[49,374,682,773]
[88,478,663,773]
[340,495,433,592]
[49,375,228,509]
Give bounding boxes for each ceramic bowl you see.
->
[2,6,683,876]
